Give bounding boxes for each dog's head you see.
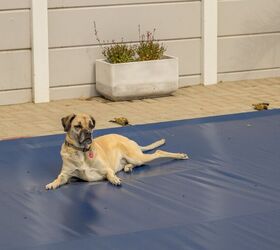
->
[61,113,95,146]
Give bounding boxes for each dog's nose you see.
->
[82,129,92,138]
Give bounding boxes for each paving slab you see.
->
[0,78,279,140]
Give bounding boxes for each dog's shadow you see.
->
[55,158,187,234]
[57,180,103,234]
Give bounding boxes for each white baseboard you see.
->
[50,84,99,100]
[0,88,31,105]
[179,75,201,87]
[218,68,280,82]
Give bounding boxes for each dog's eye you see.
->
[74,125,82,130]
[89,122,94,129]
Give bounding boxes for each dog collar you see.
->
[64,140,91,153]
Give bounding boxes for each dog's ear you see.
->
[61,114,76,132]
[90,116,96,129]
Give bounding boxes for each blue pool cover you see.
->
[1,110,280,250]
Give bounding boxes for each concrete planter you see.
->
[95,55,178,101]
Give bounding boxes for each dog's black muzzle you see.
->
[79,129,92,146]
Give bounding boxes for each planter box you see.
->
[95,55,178,101]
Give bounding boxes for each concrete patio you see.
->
[0,77,279,140]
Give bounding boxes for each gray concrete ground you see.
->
[0,78,279,140]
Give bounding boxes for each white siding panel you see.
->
[49,39,201,86]
[48,0,198,8]
[167,39,201,76]
[48,2,201,48]
[219,0,280,36]
[0,10,31,50]
[49,47,101,87]
[0,0,30,10]
[0,50,31,90]
[218,34,280,73]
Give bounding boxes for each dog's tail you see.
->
[140,139,165,152]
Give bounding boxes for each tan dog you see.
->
[46,114,188,190]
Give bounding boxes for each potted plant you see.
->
[94,24,178,101]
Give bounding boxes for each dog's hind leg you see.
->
[126,149,188,168]
[124,163,134,172]
[140,139,165,152]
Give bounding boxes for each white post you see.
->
[202,0,218,85]
[31,0,50,103]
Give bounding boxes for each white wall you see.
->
[218,0,280,81]
[0,1,32,105]
[0,0,280,105]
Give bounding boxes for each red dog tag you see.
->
[88,151,94,159]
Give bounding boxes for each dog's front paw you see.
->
[109,175,122,186]
[45,181,59,190]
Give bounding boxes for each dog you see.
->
[46,113,189,190]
